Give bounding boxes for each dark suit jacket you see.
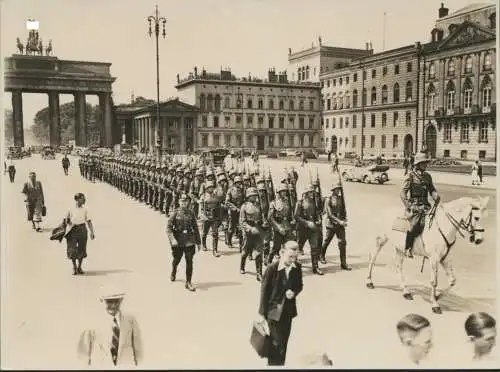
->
[259,261,303,322]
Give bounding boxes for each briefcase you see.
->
[250,321,270,358]
[42,205,47,217]
[392,216,410,232]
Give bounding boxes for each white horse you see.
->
[365,196,489,314]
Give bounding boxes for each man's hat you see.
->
[205,180,216,189]
[331,180,342,190]
[99,282,126,301]
[245,187,258,198]
[414,153,431,166]
[276,183,288,193]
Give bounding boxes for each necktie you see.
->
[110,317,120,365]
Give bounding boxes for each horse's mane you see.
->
[442,197,478,213]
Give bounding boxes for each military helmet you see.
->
[243,174,251,181]
[413,152,431,166]
[302,185,315,195]
[330,180,342,191]
[205,180,216,189]
[229,169,237,176]
[276,183,288,193]
[206,170,214,177]
[195,169,204,176]
[245,187,258,198]
[217,174,226,183]
[233,176,242,184]
[312,178,320,186]
[257,183,267,191]
[255,177,264,184]
[184,169,191,175]
[179,193,189,202]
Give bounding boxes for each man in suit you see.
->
[258,240,303,366]
[77,287,143,367]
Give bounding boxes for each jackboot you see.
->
[404,233,414,258]
[185,282,196,292]
[320,242,328,264]
[171,264,177,281]
[212,240,220,258]
[240,256,246,274]
[255,255,263,282]
[339,245,351,270]
[312,256,324,275]
[202,236,208,251]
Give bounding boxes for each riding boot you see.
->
[240,256,246,274]
[404,233,414,258]
[212,239,220,257]
[339,245,351,270]
[312,256,324,275]
[171,263,178,282]
[202,236,208,251]
[226,231,232,247]
[185,263,195,291]
[255,255,263,281]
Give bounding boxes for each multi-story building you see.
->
[421,2,496,160]
[175,67,322,152]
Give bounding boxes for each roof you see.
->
[442,3,495,19]
[115,98,198,116]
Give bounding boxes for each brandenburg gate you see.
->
[4,23,117,148]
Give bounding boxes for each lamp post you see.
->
[147,5,166,161]
[237,92,244,160]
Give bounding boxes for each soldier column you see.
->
[11,90,24,147]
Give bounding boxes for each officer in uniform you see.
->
[267,183,295,264]
[400,153,440,258]
[199,180,222,257]
[295,186,323,275]
[167,193,201,292]
[239,187,266,281]
[225,176,245,250]
[320,181,350,270]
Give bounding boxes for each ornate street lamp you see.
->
[147,5,166,160]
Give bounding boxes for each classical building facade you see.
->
[175,68,321,152]
[421,3,496,160]
[116,98,198,153]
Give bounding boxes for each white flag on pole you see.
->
[26,19,39,30]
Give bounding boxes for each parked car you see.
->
[41,146,56,160]
[296,151,318,159]
[342,163,390,184]
[7,146,23,159]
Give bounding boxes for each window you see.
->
[202,116,208,127]
[447,59,455,76]
[362,114,366,128]
[200,94,206,110]
[352,135,357,148]
[353,73,358,82]
[325,118,329,129]
[236,115,242,126]
[444,122,452,142]
[339,78,343,85]
[460,122,469,143]
[371,87,377,104]
[236,134,242,147]
[483,53,492,70]
[309,117,314,129]
[214,95,221,111]
[460,150,468,159]
[327,80,331,88]
[346,76,349,84]
[429,63,436,79]
[352,90,358,107]
[363,71,367,80]
[339,138,343,147]
[482,78,492,108]
[464,56,473,73]
[443,149,450,157]
[246,134,252,148]
[299,100,304,110]
[405,111,411,126]
[446,81,456,110]
[258,116,264,128]
[309,134,314,147]
[372,69,376,78]
[268,116,274,129]
[268,99,274,109]
[289,100,294,110]
[236,95,242,109]
[332,118,336,129]
[405,81,412,101]
[269,135,274,148]
[383,66,387,75]
[258,99,263,109]
[381,135,386,148]
[309,100,314,110]
[382,113,387,128]
[427,85,436,114]
[299,135,305,147]
[463,79,473,110]
[407,62,412,72]
[393,83,400,103]
[333,79,337,87]
[479,122,488,143]
[247,99,253,109]
[345,92,350,108]
[213,134,220,147]
[344,137,349,147]
[479,150,486,160]
[225,134,231,146]
[279,135,285,147]
[299,117,304,129]
[393,134,398,148]
[381,85,388,104]
[279,100,284,110]
[225,116,231,127]
[339,117,343,129]
[279,117,285,129]
[289,117,295,128]
[394,64,400,74]
[371,114,376,127]
[213,116,219,128]
[224,97,230,108]
[327,99,331,110]
[201,134,208,147]
[288,134,294,146]
[393,112,399,126]
[352,115,357,128]
[345,116,349,128]
[362,88,367,106]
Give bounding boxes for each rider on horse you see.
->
[400,152,440,258]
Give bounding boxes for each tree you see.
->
[4,109,13,145]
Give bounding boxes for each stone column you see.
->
[11,90,24,147]
[149,117,155,152]
[48,92,61,148]
[99,92,113,146]
[74,92,87,147]
[179,117,185,153]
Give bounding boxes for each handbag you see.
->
[250,321,270,358]
[50,220,67,242]
[42,205,47,217]
[392,216,410,232]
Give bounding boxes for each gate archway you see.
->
[425,125,437,158]
[404,134,413,155]
[330,135,338,154]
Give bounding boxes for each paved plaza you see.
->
[1,155,497,369]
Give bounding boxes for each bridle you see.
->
[431,202,484,240]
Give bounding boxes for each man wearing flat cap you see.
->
[77,286,142,367]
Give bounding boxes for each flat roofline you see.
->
[175,78,321,90]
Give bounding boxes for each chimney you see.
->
[369,41,373,50]
[131,90,135,104]
[365,42,369,50]
[431,29,437,42]
[268,68,277,83]
[437,29,444,41]
[439,3,449,18]
[194,66,198,77]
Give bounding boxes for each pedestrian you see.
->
[62,154,70,175]
[395,313,433,367]
[471,160,480,185]
[166,193,201,292]
[7,159,16,183]
[77,284,143,367]
[21,171,45,231]
[403,156,409,176]
[327,151,332,162]
[463,312,497,367]
[257,240,303,366]
[65,193,95,275]
[478,161,483,183]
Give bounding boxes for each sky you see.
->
[1,0,491,136]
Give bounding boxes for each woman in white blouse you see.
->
[66,193,95,275]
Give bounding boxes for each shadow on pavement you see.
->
[83,269,132,276]
[196,281,242,291]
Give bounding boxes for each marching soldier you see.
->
[312,178,325,250]
[199,180,222,257]
[267,183,295,264]
[320,181,350,270]
[166,193,201,292]
[265,172,275,201]
[256,180,271,259]
[295,186,323,275]
[189,169,204,217]
[225,176,245,250]
[239,187,266,281]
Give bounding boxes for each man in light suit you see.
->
[77,288,143,367]
[257,240,303,366]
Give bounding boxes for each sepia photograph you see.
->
[0,0,498,369]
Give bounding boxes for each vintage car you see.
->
[342,163,390,184]
[41,146,56,160]
[7,146,23,159]
[201,148,230,166]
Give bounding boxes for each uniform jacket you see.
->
[199,191,221,221]
[268,197,293,233]
[400,170,436,210]
[239,201,264,234]
[77,312,142,368]
[294,199,321,230]
[325,195,346,228]
[258,261,303,321]
[167,208,201,247]
[22,180,45,205]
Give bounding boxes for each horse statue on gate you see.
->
[25,30,42,55]
[45,39,53,56]
[365,196,489,314]
[16,37,24,54]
